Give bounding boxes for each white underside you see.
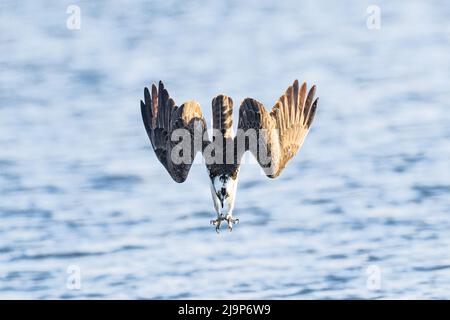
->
[208,172,239,217]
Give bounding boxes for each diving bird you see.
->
[140,80,318,232]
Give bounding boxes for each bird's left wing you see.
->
[140,81,209,183]
[235,79,318,178]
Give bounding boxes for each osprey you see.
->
[140,80,318,232]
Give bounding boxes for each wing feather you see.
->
[236,80,318,178]
[141,81,209,183]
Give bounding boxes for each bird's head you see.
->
[209,170,239,215]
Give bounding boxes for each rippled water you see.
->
[1,0,450,299]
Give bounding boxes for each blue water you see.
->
[1,0,450,299]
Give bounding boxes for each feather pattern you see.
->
[141,80,318,182]
[236,79,318,178]
[212,94,234,139]
[140,81,210,183]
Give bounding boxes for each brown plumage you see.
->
[236,79,318,178]
[141,80,318,182]
[212,95,234,139]
[140,81,208,183]
[209,94,235,175]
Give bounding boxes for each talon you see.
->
[211,214,238,233]
[211,214,225,232]
[225,215,239,232]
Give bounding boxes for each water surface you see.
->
[1,0,449,299]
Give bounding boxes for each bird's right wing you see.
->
[140,81,209,183]
[236,80,318,178]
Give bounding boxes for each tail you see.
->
[212,95,234,139]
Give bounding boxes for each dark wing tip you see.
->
[308,85,317,98]
[246,98,260,112]
[303,85,317,124]
[239,97,251,110]
[162,88,170,101]
[158,80,165,92]
[172,174,188,183]
[144,87,151,104]
[140,99,145,116]
[306,97,318,128]
[140,99,151,135]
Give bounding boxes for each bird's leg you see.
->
[210,213,225,233]
[225,214,239,232]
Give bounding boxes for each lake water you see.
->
[1,0,449,299]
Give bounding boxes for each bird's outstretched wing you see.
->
[236,80,318,178]
[140,81,209,183]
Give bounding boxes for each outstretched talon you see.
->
[225,214,239,232]
[210,214,225,233]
